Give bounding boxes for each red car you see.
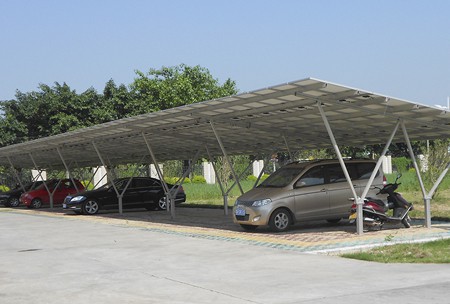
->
[20,179,85,209]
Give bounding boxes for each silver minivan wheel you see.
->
[269,209,291,232]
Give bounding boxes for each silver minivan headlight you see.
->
[251,198,272,207]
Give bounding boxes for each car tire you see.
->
[240,224,258,231]
[82,200,99,215]
[157,196,167,210]
[8,197,20,207]
[30,198,42,209]
[269,209,292,232]
[326,218,341,224]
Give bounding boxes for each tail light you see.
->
[382,175,387,186]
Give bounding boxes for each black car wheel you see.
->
[8,197,20,208]
[30,198,42,209]
[82,200,99,215]
[157,196,167,210]
[269,209,292,232]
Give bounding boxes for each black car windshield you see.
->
[258,166,305,188]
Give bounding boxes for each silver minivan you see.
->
[233,159,385,232]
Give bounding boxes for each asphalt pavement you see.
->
[1,207,450,304]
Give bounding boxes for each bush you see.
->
[191,175,206,184]
[164,177,191,184]
[246,175,257,181]
[0,185,10,192]
[81,180,95,191]
[392,157,411,173]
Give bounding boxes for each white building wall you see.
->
[150,164,164,179]
[31,170,46,181]
[93,166,107,188]
[252,160,264,177]
[203,162,216,184]
[381,155,392,174]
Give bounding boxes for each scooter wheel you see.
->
[402,216,411,228]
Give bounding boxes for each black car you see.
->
[63,177,186,215]
[0,181,44,207]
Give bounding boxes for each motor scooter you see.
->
[349,174,413,230]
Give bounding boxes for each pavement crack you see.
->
[146,272,265,304]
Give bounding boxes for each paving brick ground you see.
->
[3,206,450,254]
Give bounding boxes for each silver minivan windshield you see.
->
[258,166,305,188]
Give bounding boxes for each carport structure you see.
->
[1,77,449,235]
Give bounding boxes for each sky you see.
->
[1,0,449,107]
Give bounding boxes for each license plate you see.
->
[349,213,357,220]
[235,207,246,216]
[63,204,67,208]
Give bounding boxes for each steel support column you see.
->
[282,135,293,161]
[317,102,363,235]
[141,133,174,218]
[92,141,123,214]
[401,121,430,227]
[7,156,25,191]
[28,153,55,209]
[210,121,244,195]
[56,147,80,193]
[360,121,400,200]
[205,145,228,214]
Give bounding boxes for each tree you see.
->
[129,64,237,114]
[0,64,238,147]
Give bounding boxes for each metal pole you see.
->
[172,150,201,198]
[282,135,293,161]
[225,160,253,195]
[7,156,25,191]
[400,121,430,227]
[92,141,123,214]
[360,121,400,199]
[210,121,244,195]
[56,147,80,193]
[141,133,174,218]
[206,145,227,214]
[28,153,54,208]
[317,102,363,235]
[428,163,450,198]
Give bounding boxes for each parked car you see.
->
[0,181,44,207]
[63,177,186,215]
[20,179,85,209]
[233,159,386,232]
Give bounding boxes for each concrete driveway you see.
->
[1,207,450,304]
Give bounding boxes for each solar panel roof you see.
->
[1,77,449,170]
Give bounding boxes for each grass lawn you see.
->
[341,239,450,263]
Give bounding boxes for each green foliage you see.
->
[420,139,450,193]
[342,239,450,263]
[0,184,10,192]
[81,180,95,191]
[130,64,237,113]
[0,64,237,147]
[246,175,257,181]
[392,157,411,173]
[191,175,206,184]
[246,174,269,182]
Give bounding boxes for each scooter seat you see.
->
[366,197,386,207]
